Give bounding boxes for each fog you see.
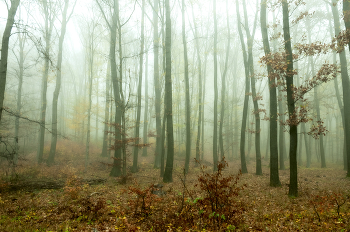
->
[0,0,349,194]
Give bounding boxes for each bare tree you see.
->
[47,0,76,165]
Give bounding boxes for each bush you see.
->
[194,157,246,230]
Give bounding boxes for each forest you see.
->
[0,0,350,231]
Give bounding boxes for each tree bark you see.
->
[153,0,162,169]
[181,0,191,173]
[342,0,350,176]
[36,0,53,164]
[328,1,346,170]
[219,0,230,162]
[14,30,26,165]
[282,0,298,197]
[163,0,174,183]
[212,0,219,171]
[260,0,280,186]
[190,4,202,165]
[48,0,71,165]
[101,61,111,157]
[236,0,249,173]
[306,18,326,168]
[243,0,261,175]
[0,0,20,124]
[142,53,149,157]
[132,0,145,173]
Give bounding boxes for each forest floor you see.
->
[0,141,349,231]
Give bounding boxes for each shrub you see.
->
[194,157,246,230]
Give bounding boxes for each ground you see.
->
[0,141,349,231]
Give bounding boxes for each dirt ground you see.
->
[0,141,349,231]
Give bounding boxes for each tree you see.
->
[12,8,34,164]
[282,0,298,197]
[306,18,326,168]
[342,0,350,177]
[236,0,249,174]
[260,0,281,186]
[96,0,122,177]
[219,0,230,162]
[242,0,261,175]
[101,60,111,157]
[37,0,56,164]
[163,0,174,183]
[181,0,191,174]
[47,0,75,165]
[132,0,145,173]
[325,1,345,169]
[190,3,202,165]
[212,0,218,171]
[0,0,20,125]
[142,53,149,157]
[153,0,162,169]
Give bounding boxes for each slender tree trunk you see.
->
[282,0,298,197]
[48,0,70,165]
[219,0,230,162]
[261,0,280,186]
[14,32,25,165]
[132,0,145,173]
[181,0,191,173]
[236,0,249,173]
[85,38,94,169]
[153,0,162,169]
[306,19,325,168]
[191,5,202,165]
[342,0,350,176]
[212,0,219,171]
[328,1,346,170]
[163,0,174,183]
[106,0,122,177]
[37,0,53,164]
[0,0,20,124]
[142,53,149,157]
[101,61,111,157]
[243,0,261,175]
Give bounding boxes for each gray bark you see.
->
[132,0,145,173]
[48,0,71,165]
[212,0,219,171]
[163,0,174,183]
[260,0,280,186]
[0,0,20,123]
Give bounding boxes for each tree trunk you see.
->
[101,61,111,157]
[105,0,122,177]
[212,0,219,171]
[14,31,26,165]
[142,53,149,157]
[243,0,261,175]
[282,0,298,197]
[181,0,191,173]
[132,0,145,173]
[306,18,325,168]
[163,0,174,183]
[328,1,346,170]
[37,0,53,164]
[261,0,280,186]
[0,0,20,123]
[342,0,350,176]
[85,40,94,169]
[219,0,230,162]
[47,0,70,165]
[191,4,202,165]
[153,0,162,169]
[236,0,249,173]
